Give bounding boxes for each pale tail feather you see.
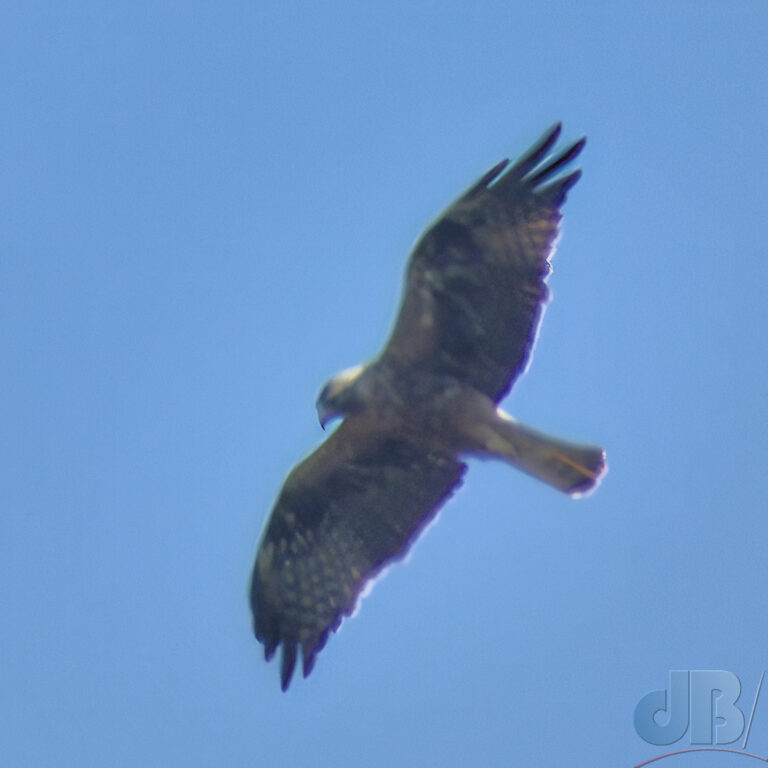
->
[485,415,606,496]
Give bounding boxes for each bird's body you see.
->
[250,124,606,689]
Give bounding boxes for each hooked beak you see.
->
[316,401,335,431]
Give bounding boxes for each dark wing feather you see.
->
[382,123,585,403]
[250,421,466,690]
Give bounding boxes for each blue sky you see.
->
[2,2,768,767]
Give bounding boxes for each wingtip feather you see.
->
[539,168,582,206]
[460,158,510,200]
[302,651,317,679]
[280,642,297,691]
[527,137,586,187]
[504,123,564,182]
[264,641,278,662]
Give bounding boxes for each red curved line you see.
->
[635,747,768,767]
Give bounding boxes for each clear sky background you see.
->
[2,2,767,767]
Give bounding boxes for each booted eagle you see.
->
[250,124,606,690]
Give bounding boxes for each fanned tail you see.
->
[486,413,606,496]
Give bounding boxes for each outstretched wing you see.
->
[382,123,585,403]
[250,421,466,690]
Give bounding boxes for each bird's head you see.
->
[316,364,367,430]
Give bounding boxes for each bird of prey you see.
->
[250,124,606,690]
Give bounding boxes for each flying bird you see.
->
[250,124,606,690]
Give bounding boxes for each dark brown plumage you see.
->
[385,125,584,402]
[250,124,606,690]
